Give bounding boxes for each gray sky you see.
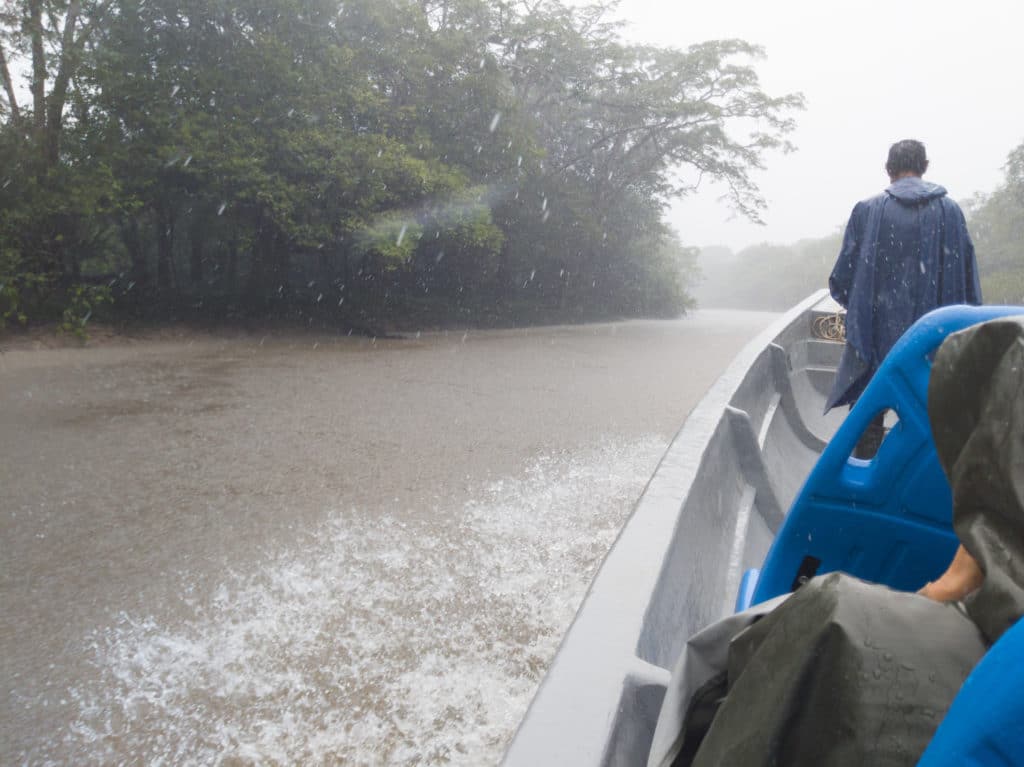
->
[597,0,1024,251]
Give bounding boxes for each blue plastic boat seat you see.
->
[734,568,760,613]
[742,305,1024,609]
[917,617,1024,766]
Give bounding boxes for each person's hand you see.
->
[918,544,984,602]
[918,579,965,602]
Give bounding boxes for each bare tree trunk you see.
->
[246,210,271,301]
[28,0,46,141]
[189,216,204,286]
[226,237,239,293]
[121,216,149,287]
[273,232,290,296]
[24,0,110,166]
[43,0,82,165]
[189,238,203,286]
[156,206,176,292]
[0,38,21,124]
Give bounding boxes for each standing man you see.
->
[826,139,981,453]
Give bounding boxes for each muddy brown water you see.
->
[0,310,777,765]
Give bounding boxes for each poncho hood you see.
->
[886,176,947,204]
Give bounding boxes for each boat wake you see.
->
[62,436,665,764]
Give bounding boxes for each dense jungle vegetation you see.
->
[695,141,1024,311]
[0,0,801,333]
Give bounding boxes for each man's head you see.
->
[886,139,929,181]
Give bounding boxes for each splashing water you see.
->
[62,437,665,764]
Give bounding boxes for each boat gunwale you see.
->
[503,290,836,767]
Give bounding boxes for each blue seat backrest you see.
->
[747,304,1024,607]
[916,617,1024,766]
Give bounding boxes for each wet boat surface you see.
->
[503,290,845,766]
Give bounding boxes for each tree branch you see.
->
[42,0,113,165]
[29,0,46,133]
[42,0,81,162]
[0,36,20,124]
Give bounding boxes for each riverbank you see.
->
[0,301,694,352]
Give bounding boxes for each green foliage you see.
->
[0,0,803,328]
[354,215,423,265]
[695,234,841,311]
[417,187,505,295]
[0,268,34,329]
[966,140,1024,304]
[58,283,112,340]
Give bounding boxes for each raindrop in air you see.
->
[489,112,502,132]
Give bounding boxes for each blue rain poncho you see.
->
[825,177,981,411]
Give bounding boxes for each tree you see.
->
[0,0,804,328]
[966,139,1024,304]
[0,0,116,167]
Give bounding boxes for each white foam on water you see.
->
[63,436,666,765]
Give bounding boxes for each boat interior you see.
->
[503,294,1024,767]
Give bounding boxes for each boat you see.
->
[502,291,1024,766]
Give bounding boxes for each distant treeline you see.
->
[966,143,1024,304]
[693,236,841,311]
[0,0,801,334]
[695,141,1024,311]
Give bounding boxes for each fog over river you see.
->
[1,310,776,765]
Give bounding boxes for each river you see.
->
[0,310,777,765]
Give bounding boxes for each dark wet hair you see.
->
[886,139,928,177]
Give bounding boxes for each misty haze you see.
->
[1,0,1022,764]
